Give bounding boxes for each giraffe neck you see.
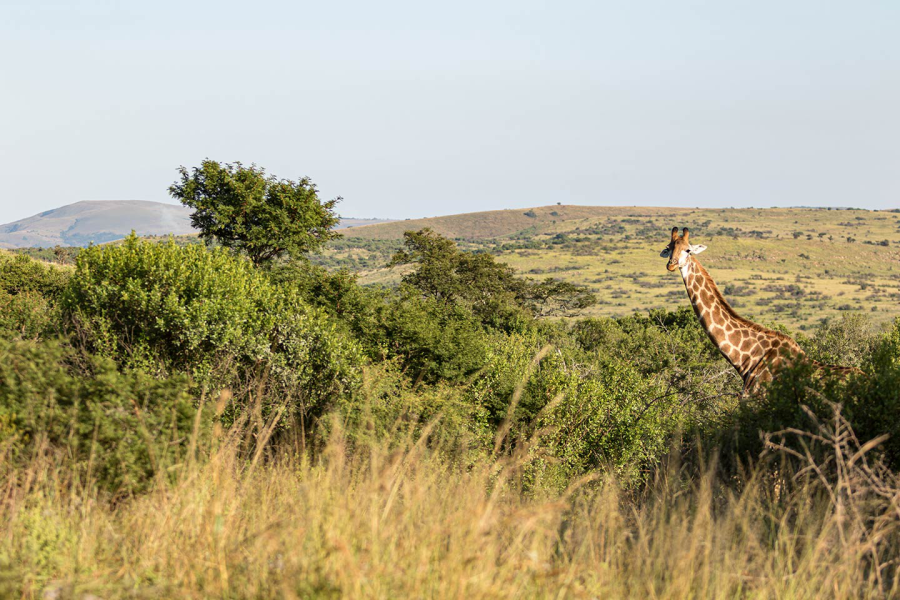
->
[679,258,796,382]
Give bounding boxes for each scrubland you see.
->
[3,210,900,598]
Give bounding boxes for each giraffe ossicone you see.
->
[661,226,857,395]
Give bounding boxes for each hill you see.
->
[335,217,396,229]
[0,201,396,249]
[0,201,195,248]
[346,204,687,240]
[317,205,900,331]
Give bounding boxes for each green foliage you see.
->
[0,338,202,495]
[63,234,363,421]
[0,291,57,340]
[169,160,341,266]
[0,252,70,298]
[381,294,490,384]
[333,363,493,458]
[266,295,365,421]
[719,335,900,471]
[536,356,679,483]
[271,262,490,385]
[269,262,384,343]
[527,278,597,317]
[572,308,740,411]
[389,228,595,330]
[64,233,279,378]
[467,332,686,485]
[0,252,69,340]
[797,313,880,368]
[389,229,525,307]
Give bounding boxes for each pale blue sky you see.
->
[1,0,898,224]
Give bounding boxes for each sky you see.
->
[1,0,898,224]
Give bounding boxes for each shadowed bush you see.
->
[714,330,900,472]
[0,252,69,340]
[0,338,202,496]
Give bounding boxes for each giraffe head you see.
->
[660,227,707,271]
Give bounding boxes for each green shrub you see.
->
[468,332,684,485]
[0,253,68,340]
[719,335,900,472]
[63,234,363,422]
[0,252,70,299]
[572,309,740,424]
[328,362,493,460]
[267,294,365,421]
[0,291,58,340]
[797,313,880,368]
[269,262,386,352]
[272,263,491,385]
[0,338,202,496]
[535,355,678,483]
[64,234,277,377]
[381,295,490,384]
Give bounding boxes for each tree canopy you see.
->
[389,228,596,326]
[169,160,341,266]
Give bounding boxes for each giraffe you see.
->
[660,226,857,396]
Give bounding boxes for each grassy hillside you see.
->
[346,204,685,240]
[319,205,900,330]
[335,217,397,229]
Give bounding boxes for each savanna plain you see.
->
[4,203,900,599]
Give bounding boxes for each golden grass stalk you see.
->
[2,402,899,599]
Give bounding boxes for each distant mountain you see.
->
[0,201,195,248]
[0,201,396,249]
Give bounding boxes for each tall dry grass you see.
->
[2,401,899,599]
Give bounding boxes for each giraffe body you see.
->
[661,227,857,395]
[679,257,802,395]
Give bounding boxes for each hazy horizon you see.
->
[2,198,895,229]
[2,0,898,225]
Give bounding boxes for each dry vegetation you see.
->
[3,395,899,599]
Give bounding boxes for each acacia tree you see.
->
[389,228,596,324]
[169,160,340,266]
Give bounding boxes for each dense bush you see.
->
[572,308,740,421]
[0,291,57,340]
[796,313,880,368]
[272,263,491,385]
[0,252,68,340]
[64,234,278,375]
[467,331,688,485]
[0,251,70,299]
[536,355,680,483]
[63,235,363,421]
[717,328,900,472]
[0,338,201,495]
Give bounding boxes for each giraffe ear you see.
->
[660,247,671,258]
[689,244,707,255]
